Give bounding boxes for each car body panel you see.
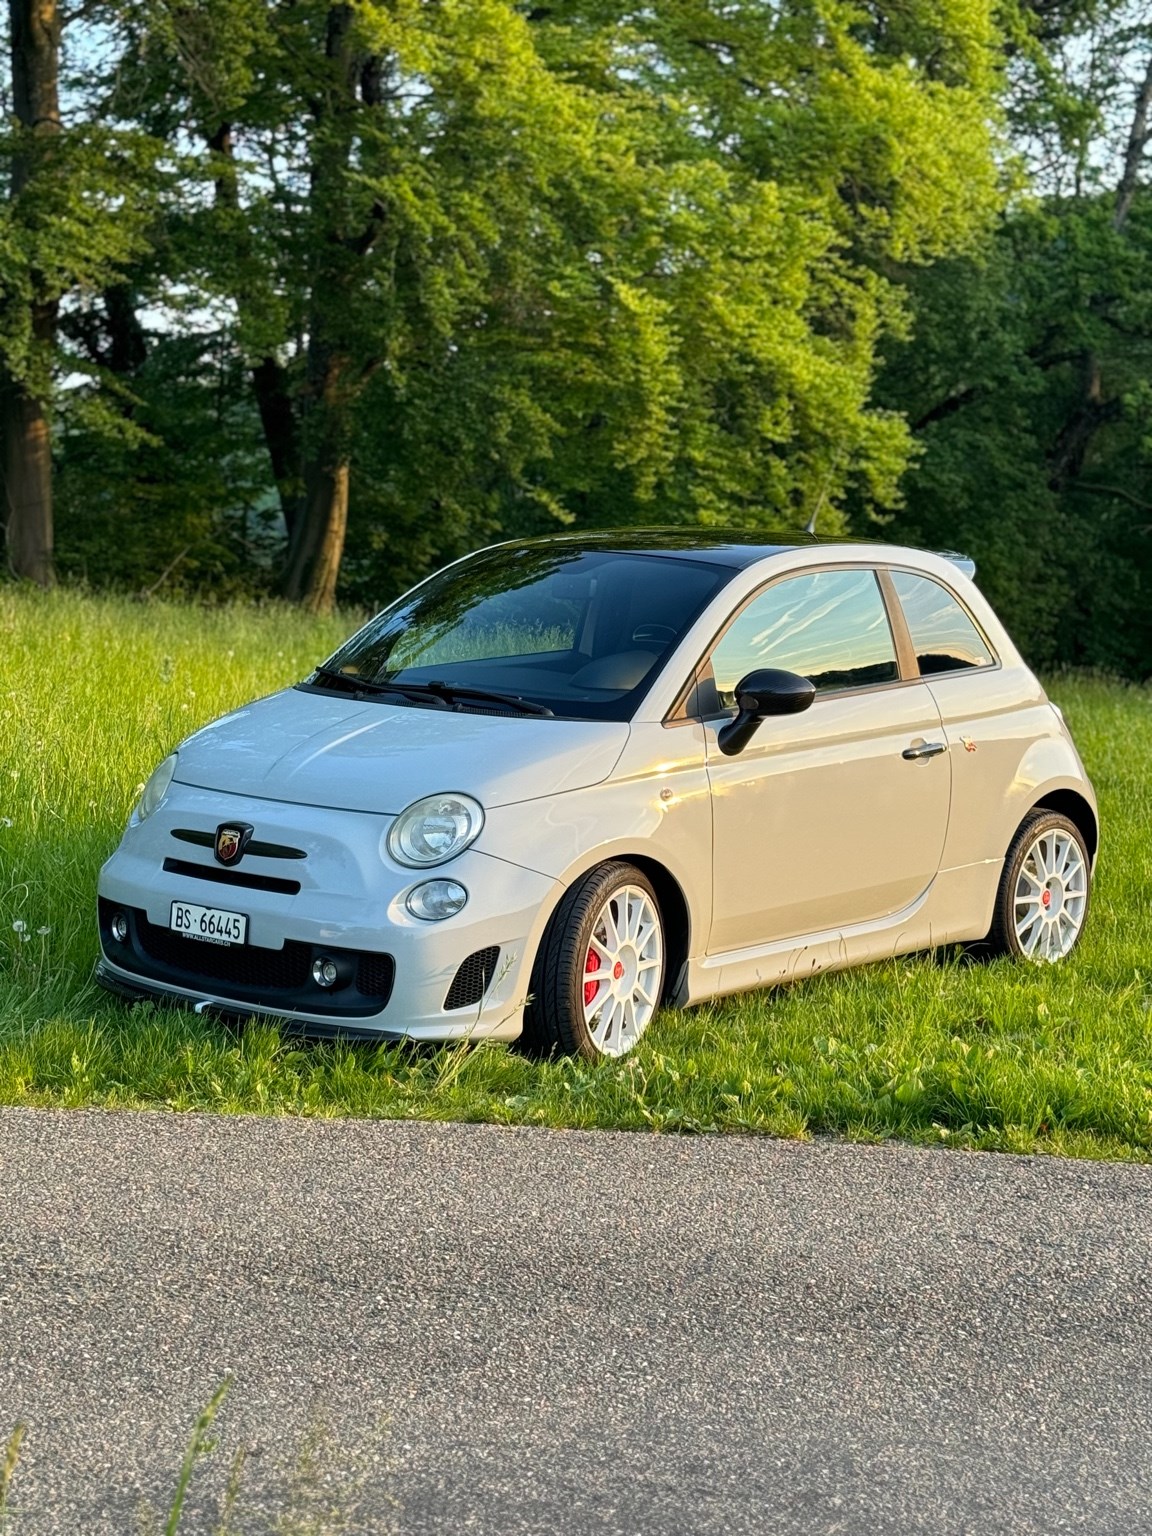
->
[702,682,951,950]
[481,718,714,955]
[174,688,630,812]
[926,667,1097,871]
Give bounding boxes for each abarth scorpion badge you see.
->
[214,823,253,865]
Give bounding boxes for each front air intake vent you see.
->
[444,946,500,1011]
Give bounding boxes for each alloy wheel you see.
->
[580,884,664,1056]
[1013,826,1088,961]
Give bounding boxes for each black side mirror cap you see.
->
[716,668,816,756]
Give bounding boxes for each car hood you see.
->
[173,688,630,813]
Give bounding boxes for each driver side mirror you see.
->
[716,668,816,757]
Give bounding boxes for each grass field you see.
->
[2,586,1151,1160]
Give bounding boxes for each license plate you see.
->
[169,901,248,946]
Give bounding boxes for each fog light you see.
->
[405,880,468,921]
[111,910,129,944]
[312,957,339,988]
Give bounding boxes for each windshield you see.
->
[311,545,733,721]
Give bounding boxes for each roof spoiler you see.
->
[937,550,976,580]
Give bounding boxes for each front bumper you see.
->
[96,781,560,1041]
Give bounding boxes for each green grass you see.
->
[2,586,1151,1159]
[1,1379,398,1533]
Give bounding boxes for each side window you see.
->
[709,569,899,708]
[890,571,995,675]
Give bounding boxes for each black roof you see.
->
[493,527,974,574]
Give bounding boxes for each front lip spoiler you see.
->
[93,959,406,1043]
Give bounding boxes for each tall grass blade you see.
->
[165,1379,230,1536]
[0,1424,25,1531]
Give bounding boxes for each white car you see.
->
[97,533,1098,1059]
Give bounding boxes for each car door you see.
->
[701,566,952,954]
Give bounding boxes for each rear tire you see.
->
[984,809,1091,962]
[522,862,666,1060]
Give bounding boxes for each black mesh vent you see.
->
[444,946,500,1011]
[99,900,396,1018]
[137,917,312,989]
[357,952,395,998]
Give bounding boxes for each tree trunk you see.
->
[1,357,54,585]
[277,5,361,613]
[280,453,349,614]
[203,122,305,538]
[3,0,61,588]
[1114,53,1152,232]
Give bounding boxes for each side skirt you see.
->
[684,860,1002,1006]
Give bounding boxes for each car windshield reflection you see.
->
[313,545,732,721]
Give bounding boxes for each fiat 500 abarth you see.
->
[96,533,1098,1059]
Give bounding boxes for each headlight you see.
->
[386,793,484,868]
[136,753,178,822]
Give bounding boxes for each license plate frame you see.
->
[169,900,249,947]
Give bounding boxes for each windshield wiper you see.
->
[420,681,554,717]
[308,667,451,709]
[309,668,552,716]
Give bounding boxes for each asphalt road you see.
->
[2,1109,1151,1535]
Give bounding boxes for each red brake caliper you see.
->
[584,947,600,1007]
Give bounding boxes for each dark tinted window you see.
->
[891,571,994,675]
[316,546,731,721]
[710,569,898,705]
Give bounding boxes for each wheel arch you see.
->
[530,851,694,1010]
[618,854,692,1007]
[1030,788,1099,863]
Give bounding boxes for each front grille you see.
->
[138,916,312,989]
[171,829,307,860]
[99,900,395,1018]
[444,946,500,1011]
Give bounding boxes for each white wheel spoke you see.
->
[579,883,665,1056]
[603,904,622,951]
[622,995,636,1040]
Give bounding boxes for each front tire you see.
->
[523,862,666,1060]
[985,809,1091,962]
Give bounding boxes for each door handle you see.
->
[902,741,948,761]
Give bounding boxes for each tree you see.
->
[73,0,1005,612]
[0,0,157,586]
[875,2,1152,674]
[1,0,60,585]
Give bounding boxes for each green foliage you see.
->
[874,4,1152,676]
[1,589,1151,1159]
[55,330,278,595]
[25,0,1006,605]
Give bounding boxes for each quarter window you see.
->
[709,569,899,707]
[890,571,994,675]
